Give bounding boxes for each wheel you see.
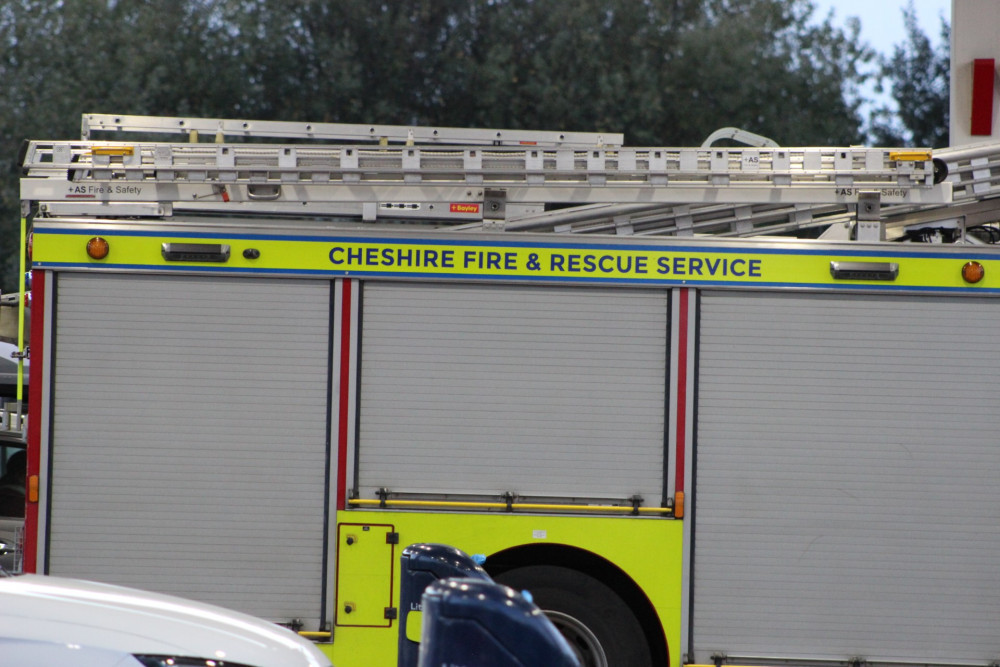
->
[494,565,653,667]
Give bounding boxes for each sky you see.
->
[812,0,951,56]
[811,0,951,113]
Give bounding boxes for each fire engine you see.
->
[10,113,1000,666]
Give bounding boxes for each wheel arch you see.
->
[483,542,669,666]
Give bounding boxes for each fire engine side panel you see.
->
[355,282,668,503]
[45,273,332,628]
[692,291,1000,665]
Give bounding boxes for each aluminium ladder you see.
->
[22,114,956,237]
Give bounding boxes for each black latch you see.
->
[830,261,898,281]
[384,607,398,620]
[386,532,399,545]
[161,242,231,262]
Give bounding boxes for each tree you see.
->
[0,0,248,289]
[664,0,874,145]
[139,0,874,145]
[0,0,884,291]
[868,3,950,147]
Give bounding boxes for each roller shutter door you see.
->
[357,283,668,503]
[48,273,331,627]
[692,291,1000,665]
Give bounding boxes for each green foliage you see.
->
[0,0,909,291]
[0,0,245,288]
[249,0,871,146]
[868,2,950,148]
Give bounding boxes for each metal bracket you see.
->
[855,190,883,242]
[483,189,506,230]
[503,491,515,512]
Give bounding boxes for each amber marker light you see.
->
[962,261,985,284]
[86,237,110,260]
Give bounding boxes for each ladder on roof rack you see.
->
[21,113,961,238]
[21,137,950,224]
[81,113,622,148]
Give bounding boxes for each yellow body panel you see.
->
[335,523,396,627]
[321,510,683,667]
[32,229,1000,292]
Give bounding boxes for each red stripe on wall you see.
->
[336,280,352,511]
[674,288,689,494]
[971,58,996,136]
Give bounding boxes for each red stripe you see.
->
[24,271,45,573]
[972,59,996,136]
[674,289,689,494]
[336,280,352,511]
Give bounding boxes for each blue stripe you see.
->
[32,261,1000,294]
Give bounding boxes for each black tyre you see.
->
[494,565,653,667]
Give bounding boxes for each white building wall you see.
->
[950,0,1000,145]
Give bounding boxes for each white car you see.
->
[0,573,333,667]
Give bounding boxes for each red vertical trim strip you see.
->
[971,58,996,136]
[336,280,352,511]
[674,288,689,494]
[23,271,45,573]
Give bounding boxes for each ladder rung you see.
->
[81,113,622,148]
[21,142,942,188]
